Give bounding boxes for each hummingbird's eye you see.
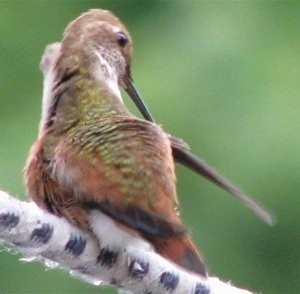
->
[116,32,128,48]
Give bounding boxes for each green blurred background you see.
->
[0,1,299,293]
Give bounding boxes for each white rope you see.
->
[0,190,253,294]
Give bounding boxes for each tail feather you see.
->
[153,237,207,277]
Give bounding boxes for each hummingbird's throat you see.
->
[93,50,123,103]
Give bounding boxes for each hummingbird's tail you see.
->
[153,237,207,277]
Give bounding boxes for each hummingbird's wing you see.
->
[169,136,274,226]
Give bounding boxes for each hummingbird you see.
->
[25,8,273,279]
[24,9,207,276]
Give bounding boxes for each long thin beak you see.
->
[123,74,155,123]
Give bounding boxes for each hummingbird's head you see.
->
[62,9,133,89]
[60,9,154,122]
